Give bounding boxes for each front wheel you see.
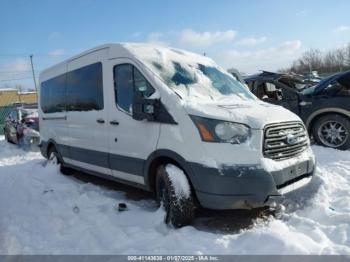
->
[156,164,195,228]
[312,114,350,150]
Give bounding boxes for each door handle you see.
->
[96,118,105,124]
[109,120,119,125]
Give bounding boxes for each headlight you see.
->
[190,115,251,144]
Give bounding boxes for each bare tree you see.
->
[346,43,350,67]
[334,48,346,71]
[284,43,350,74]
[14,84,23,93]
[324,50,337,73]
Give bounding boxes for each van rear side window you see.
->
[67,62,104,111]
[41,62,104,113]
[41,74,66,113]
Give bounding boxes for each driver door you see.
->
[106,59,160,185]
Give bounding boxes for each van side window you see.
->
[114,64,134,113]
[41,73,66,113]
[67,62,103,111]
[114,64,155,113]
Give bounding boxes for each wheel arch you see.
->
[306,108,350,132]
[144,149,198,195]
[42,139,65,161]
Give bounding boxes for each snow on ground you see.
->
[0,136,349,254]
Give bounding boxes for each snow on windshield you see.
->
[124,44,255,103]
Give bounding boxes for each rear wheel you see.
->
[4,130,13,144]
[312,114,350,150]
[4,130,9,142]
[156,164,195,228]
[47,146,72,175]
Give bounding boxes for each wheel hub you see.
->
[319,121,348,147]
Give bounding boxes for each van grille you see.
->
[263,122,308,160]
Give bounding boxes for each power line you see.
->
[0,53,72,57]
[0,76,34,82]
[0,70,37,73]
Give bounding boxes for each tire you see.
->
[4,130,9,142]
[47,146,72,175]
[4,130,13,144]
[156,165,195,228]
[312,114,350,150]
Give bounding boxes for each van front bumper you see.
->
[190,158,315,210]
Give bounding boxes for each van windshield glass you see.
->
[124,44,256,103]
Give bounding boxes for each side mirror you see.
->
[132,95,159,121]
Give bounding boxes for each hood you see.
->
[184,100,301,129]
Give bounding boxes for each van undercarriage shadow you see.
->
[67,169,275,233]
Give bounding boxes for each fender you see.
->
[143,149,199,190]
[40,139,68,163]
[305,108,350,129]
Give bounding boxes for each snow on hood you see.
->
[184,100,301,129]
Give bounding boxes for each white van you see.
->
[39,43,315,227]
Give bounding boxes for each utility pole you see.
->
[29,54,38,100]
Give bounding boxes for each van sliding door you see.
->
[64,49,111,175]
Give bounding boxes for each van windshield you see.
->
[124,44,256,103]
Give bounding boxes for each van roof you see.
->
[40,43,123,76]
[39,43,214,78]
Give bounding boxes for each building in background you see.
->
[0,89,37,106]
[0,89,37,134]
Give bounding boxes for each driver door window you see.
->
[114,64,155,114]
[265,82,282,101]
[257,82,282,101]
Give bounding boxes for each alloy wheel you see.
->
[318,120,348,148]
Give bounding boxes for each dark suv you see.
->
[244,70,350,150]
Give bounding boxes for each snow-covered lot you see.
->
[0,137,349,255]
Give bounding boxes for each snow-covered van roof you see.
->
[40,43,255,103]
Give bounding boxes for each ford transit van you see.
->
[39,43,315,227]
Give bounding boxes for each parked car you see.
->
[302,71,322,87]
[4,103,40,148]
[39,43,315,227]
[245,70,350,150]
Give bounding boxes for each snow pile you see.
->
[0,137,349,254]
[165,164,191,199]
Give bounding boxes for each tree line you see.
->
[281,43,350,75]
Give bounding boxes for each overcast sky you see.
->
[1,0,350,90]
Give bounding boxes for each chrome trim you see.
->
[263,122,308,160]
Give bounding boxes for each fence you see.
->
[0,89,37,134]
